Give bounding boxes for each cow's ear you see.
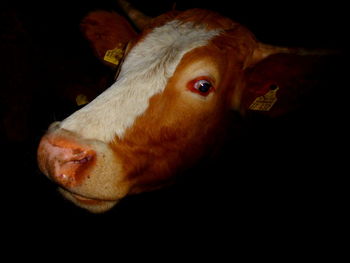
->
[232,43,337,117]
[80,10,138,67]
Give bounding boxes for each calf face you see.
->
[37,9,285,213]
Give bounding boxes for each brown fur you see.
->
[109,33,253,194]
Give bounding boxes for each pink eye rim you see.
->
[187,76,215,96]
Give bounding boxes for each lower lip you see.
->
[71,193,105,205]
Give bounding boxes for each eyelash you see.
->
[187,77,215,96]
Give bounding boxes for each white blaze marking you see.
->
[60,20,222,142]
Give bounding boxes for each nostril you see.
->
[64,152,93,166]
[63,149,92,162]
[54,149,95,186]
[38,135,96,188]
[71,155,92,164]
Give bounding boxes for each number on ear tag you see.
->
[249,86,279,111]
[104,47,124,65]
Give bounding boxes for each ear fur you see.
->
[229,43,287,111]
[244,43,291,69]
[80,10,137,67]
[237,45,337,117]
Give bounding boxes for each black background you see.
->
[0,0,347,254]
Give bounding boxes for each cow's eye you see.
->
[189,78,214,96]
[195,80,212,93]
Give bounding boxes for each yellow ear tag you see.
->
[76,94,89,106]
[249,86,279,111]
[103,47,124,65]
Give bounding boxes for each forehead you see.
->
[118,20,222,81]
[173,46,227,78]
[60,18,222,142]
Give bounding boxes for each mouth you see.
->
[58,187,119,213]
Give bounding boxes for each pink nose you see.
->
[37,134,95,188]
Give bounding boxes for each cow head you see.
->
[37,3,324,213]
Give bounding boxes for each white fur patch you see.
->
[60,20,222,142]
